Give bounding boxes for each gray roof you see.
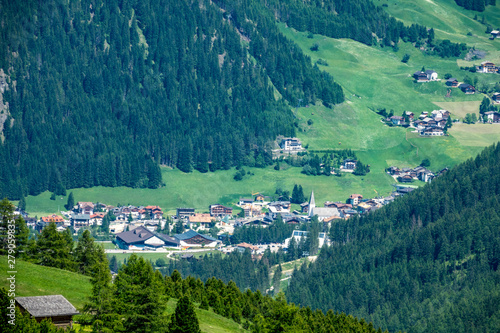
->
[16,295,79,317]
[174,230,216,242]
[72,214,90,220]
[116,226,180,246]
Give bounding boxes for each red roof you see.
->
[41,214,65,223]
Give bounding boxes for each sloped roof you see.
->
[174,229,216,242]
[16,295,79,318]
[116,226,154,244]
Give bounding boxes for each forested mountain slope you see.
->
[0,0,344,199]
[287,143,500,332]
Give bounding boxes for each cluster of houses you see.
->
[445,78,476,94]
[413,109,450,136]
[386,165,447,183]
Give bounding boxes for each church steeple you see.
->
[308,190,316,217]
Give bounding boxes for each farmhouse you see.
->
[425,70,438,80]
[491,30,500,39]
[446,78,459,87]
[477,61,498,73]
[115,226,179,249]
[459,83,475,94]
[280,137,302,151]
[413,70,437,82]
[16,295,79,328]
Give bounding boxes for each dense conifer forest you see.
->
[455,0,496,11]
[0,0,346,199]
[287,143,500,332]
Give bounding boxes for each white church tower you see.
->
[308,190,316,217]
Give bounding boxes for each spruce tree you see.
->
[65,192,74,211]
[169,295,201,333]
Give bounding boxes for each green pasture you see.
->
[433,101,482,118]
[0,256,91,309]
[449,122,500,146]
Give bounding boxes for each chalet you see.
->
[300,202,309,213]
[189,213,213,228]
[485,111,500,123]
[492,93,500,103]
[268,201,291,210]
[253,193,266,202]
[209,204,233,217]
[477,61,497,73]
[280,137,303,151]
[176,208,195,219]
[174,230,218,247]
[446,78,459,87]
[390,116,404,125]
[491,30,500,39]
[90,213,105,225]
[413,71,428,82]
[420,127,444,136]
[284,216,301,225]
[459,83,475,94]
[115,226,179,249]
[77,202,94,215]
[16,295,79,328]
[40,214,65,226]
[347,194,363,206]
[343,158,357,170]
[180,253,196,261]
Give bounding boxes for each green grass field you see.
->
[0,256,91,309]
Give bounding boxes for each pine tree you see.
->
[65,192,74,211]
[168,295,201,333]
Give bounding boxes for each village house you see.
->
[492,93,500,103]
[485,111,500,123]
[280,137,303,151]
[90,213,105,226]
[76,202,94,215]
[15,295,79,329]
[176,207,195,219]
[188,213,214,228]
[490,30,500,39]
[209,204,233,217]
[347,194,363,206]
[238,198,254,206]
[446,78,459,87]
[37,214,66,231]
[459,83,475,94]
[420,127,445,136]
[300,202,309,213]
[236,242,259,254]
[71,214,91,230]
[343,158,357,170]
[404,111,414,121]
[413,70,438,82]
[390,116,404,125]
[242,204,262,218]
[477,61,498,73]
[285,230,330,250]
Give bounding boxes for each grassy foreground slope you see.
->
[0,256,91,309]
[0,256,247,332]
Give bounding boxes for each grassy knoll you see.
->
[0,256,91,309]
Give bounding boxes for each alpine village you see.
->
[1,0,500,332]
